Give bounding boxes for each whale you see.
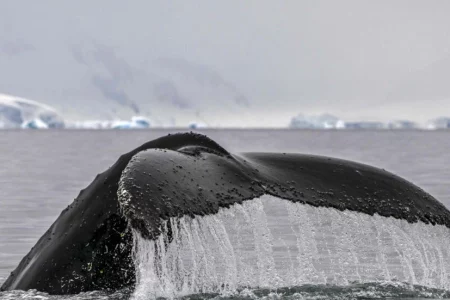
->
[2,132,450,295]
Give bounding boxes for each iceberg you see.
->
[288,114,428,130]
[188,121,208,129]
[344,121,385,129]
[131,116,151,128]
[0,94,64,129]
[335,120,346,129]
[67,120,112,129]
[289,114,342,129]
[111,116,151,129]
[21,119,49,129]
[111,121,133,129]
[427,117,450,129]
[65,116,151,129]
[387,120,418,129]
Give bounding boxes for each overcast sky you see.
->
[1,1,450,126]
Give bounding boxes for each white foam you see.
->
[130,194,450,299]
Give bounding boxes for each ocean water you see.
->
[1,129,450,299]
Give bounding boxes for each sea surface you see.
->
[1,129,450,299]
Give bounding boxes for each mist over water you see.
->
[1,130,450,299]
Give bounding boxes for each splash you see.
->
[130,195,450,299]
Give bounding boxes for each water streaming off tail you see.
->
[131,195,450,299]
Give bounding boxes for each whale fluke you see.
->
[2,132,450,295]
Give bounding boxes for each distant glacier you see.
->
[288,113,450,130]
[67,116,151,130]
[0,94,64,129]
[1,93,450,130]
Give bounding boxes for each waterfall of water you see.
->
[130,194,450,299]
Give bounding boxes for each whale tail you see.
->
[2,132,450,296]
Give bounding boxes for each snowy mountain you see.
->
[55,46,250,127]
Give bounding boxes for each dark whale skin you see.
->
[2,132,450,294]
[0,133,230,294]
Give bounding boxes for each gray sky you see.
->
[1,1,450,126]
